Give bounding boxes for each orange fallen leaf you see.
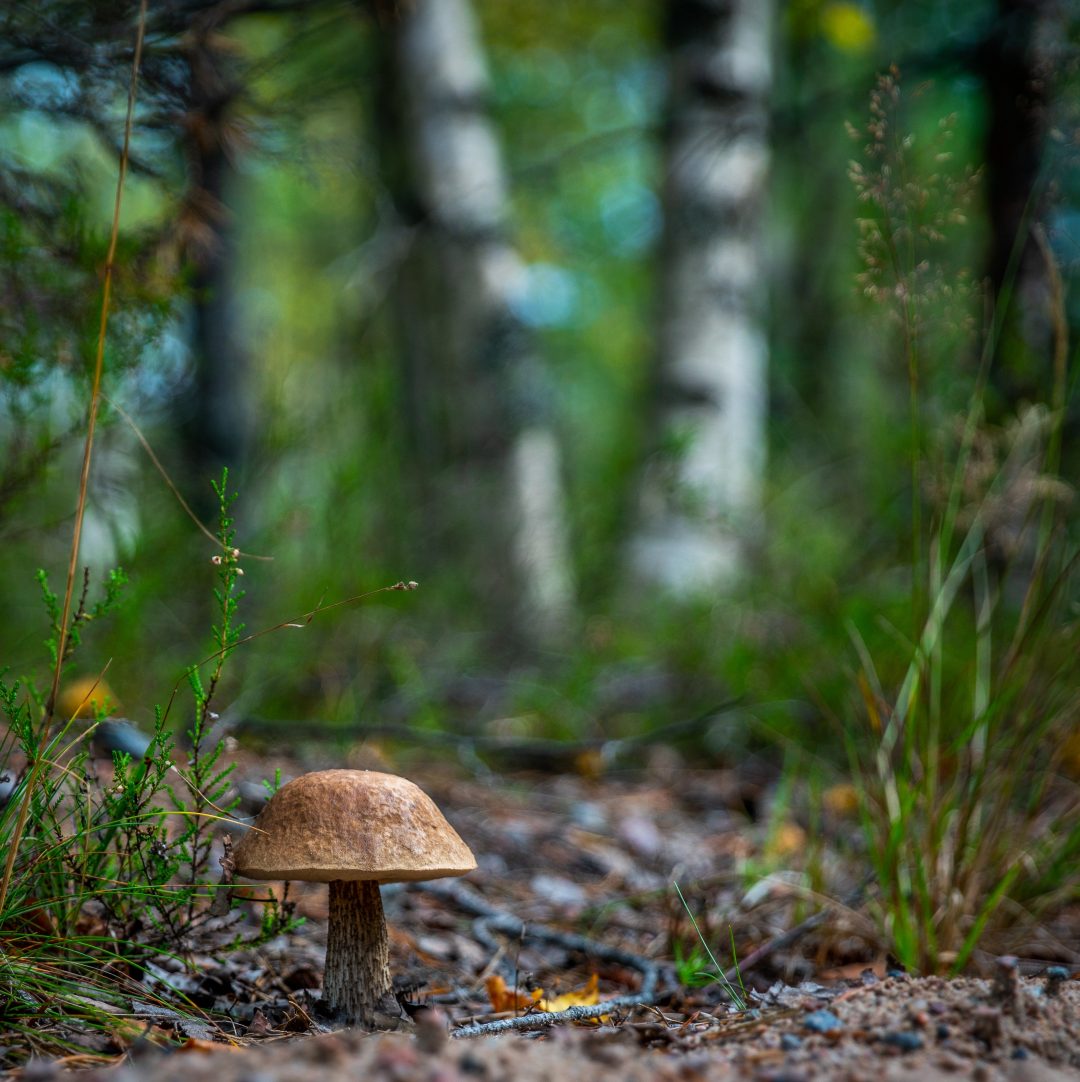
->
[534,972,600,1012]
[178,1037,232,1054]
[486,973,602,1015]
[765,821,806,858]
[485,974,534,1013]
[822,782,860,817]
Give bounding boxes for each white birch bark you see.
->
[627,0,773,595]
[393,0,574,642]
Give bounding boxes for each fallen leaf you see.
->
[822,783,860,817]
[485,974,534,1013]
[534,972,600,1012]
[178,1037,231,1054]
[486,973,601,1014]
[765,822,806,858]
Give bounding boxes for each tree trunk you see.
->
[379,0,574,648]
[982,0,1062,406]
[626,0,773,595]
[175,24,251,506]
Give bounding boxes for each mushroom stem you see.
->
[323,879,393,1025]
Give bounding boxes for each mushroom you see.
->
[232,769,476,1025]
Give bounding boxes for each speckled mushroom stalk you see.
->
[324,879,393,1024]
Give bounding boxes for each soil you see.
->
[13,747,1080,1080]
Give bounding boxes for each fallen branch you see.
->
[227,701,742,775]
[451,992,650,1039]
[418,880,661,1039]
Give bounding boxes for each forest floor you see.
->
[16,745,1080,1081]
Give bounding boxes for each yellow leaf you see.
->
[486,973,602,1014]
[534,973,600,1013]
[821,3,875,53]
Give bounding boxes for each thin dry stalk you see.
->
[0,1,148,919]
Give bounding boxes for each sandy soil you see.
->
[10,752,1080,1079]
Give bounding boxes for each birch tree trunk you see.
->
[627,0,773,595]
[381,0,574,647]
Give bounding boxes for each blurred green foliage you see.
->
[0,0,1076,770]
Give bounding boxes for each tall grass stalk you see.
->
[672,882,746,1008]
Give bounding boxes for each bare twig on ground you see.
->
[450,994,649,1038]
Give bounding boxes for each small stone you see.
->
[1011,1047,1029,1060]
[882,1031,924,1053]
[530,873,588,911]
[802,1009,843,1034]
[780,1033,802,1050]
[617,814,664,860]
[93,720,152,760]
[936,1023,950,1041]
[1044,966,1070,997]
[458,1052,487,1076]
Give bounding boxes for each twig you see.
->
[451,994,648,1039]
[417,880,660,1039]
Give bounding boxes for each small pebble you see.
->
[802,1009,843,1034]
[529,873,588,911]
[1045,966,1069,997]
[883,1031,924,1053]
[458,1052,487,1076]
[94,720,152,760]
[936,1023,950,1041]
[780,1033,802,1050]
[1011,1047,1029,1060]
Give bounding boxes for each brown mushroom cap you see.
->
[232,769,477,883]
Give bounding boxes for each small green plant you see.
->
[671,882,746,1008]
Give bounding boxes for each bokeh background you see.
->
[1,0,1077,766]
